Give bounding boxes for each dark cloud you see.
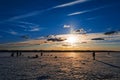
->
[104,31,119,35]
[91,38,104,40]
[47,37,66,42]
[73,28,86,34]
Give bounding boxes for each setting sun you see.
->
[65,35,78,44]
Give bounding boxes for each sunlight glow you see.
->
[66,35,78,44]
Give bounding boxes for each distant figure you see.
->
[41,52,43,56]
[92,51,96,60]
[35,54,39,58]
[54,56,57,58]
[11,52,14,57]
[19,52,22,56]
[16,51,19,57]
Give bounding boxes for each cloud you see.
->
[0,29,19,35]
[73,28,86,34]
[86,16,99,20]
[63,25,71,28]
[91,38,104,40]
[53,0,89,8]
[14,21,41,32]
[0,8,52,23]
[29,27,40,32]
[17,25,27,28]
[16,21,38,26]
[0,11,40,24]
[104,31,119,35]
[8,11,41,21]
[47,37,66,42]
[8,30,18,35]
[0,0,89,23]
[0,29,18,35]
[68,11,87,16]
[68,6,107,16]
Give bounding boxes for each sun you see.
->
[65,35,78,44]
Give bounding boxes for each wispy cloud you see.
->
[8,29,18,35]
[63,25,71,28]
[68,11,87,16]
[16,21,39,26]
[68,6,107,16]
[8,11,41,21]
[14,21,41,32]
[29,26,40,32]
[0,0,89,24]
[0,8,53,23]
[0,11,40,24]
[53,0,89,8]
[0,29,18,35]
[86,16,100,20]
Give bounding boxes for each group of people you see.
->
[10,51,110,60]
[11,51,22,57]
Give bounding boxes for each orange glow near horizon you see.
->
[65,35,78,44]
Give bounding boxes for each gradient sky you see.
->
[0,0,120,50]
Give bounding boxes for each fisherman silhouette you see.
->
[92,51,96,60]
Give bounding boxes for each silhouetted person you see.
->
[35,54,39,58]
[19,52,22,56]
[54,56,57,58]
[41,52,43,56]
[11,52,14,57]
[92,51,95,60]
[16,51,19,57]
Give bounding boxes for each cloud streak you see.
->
[8,29,18,35]
[68,6,107,16]
[0,8,53,23]
[15,21,41,32]
[0,29,18,35]
[53,0,89,8]
[0,0,89,23]
[29,26,40,32]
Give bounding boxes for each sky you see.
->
[0,0,120,50]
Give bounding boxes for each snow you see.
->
[0,52,120,80]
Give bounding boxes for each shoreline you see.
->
[0,50,120,53]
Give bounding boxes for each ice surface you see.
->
[0,52,120,80]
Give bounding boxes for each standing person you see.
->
[92,51,96,60]
[11,52,14,57]
[16,51,19,57]
[19,52,22,56]
[41,52,43,56]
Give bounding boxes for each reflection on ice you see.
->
[0,52,120,80]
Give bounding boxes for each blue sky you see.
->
[0,0,120,50]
